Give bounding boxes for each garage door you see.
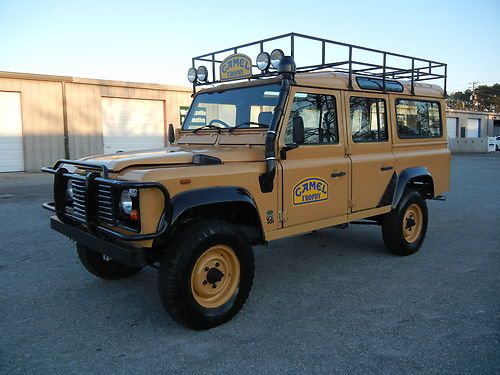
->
[446,117,458,138]
[101,98,165,154]
[466,118,480,138]
[0,92,24,172]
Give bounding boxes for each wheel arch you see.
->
[154,186,264,249]
[392,167,435,208]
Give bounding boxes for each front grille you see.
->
[96,183,115,224]
[69,178,117,225]
[71,179,87,222]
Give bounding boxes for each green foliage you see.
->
[447,84,499,112]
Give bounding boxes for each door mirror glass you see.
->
[292,116,305,144]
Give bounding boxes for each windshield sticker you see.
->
[220,54,252,81]
[190,106,207,127]
[293,177,329,206]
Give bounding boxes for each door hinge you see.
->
[278,211,288,222]
[349,198,356,209]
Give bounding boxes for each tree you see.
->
[447,84,499,112]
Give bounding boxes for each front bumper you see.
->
[50,216,145,267]
[42,159,171,241]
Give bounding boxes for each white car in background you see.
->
[488,136,500,151]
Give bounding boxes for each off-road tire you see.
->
[158,220,255,330]
[76,243,143,280]
[381,190,428,256]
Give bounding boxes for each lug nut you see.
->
[212,283,217,289]
[202,280,207,285]
[215,262,220,267]
[204,267,209,271]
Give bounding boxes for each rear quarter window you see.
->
[396,99,442,138]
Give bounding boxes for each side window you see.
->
[396,100,442,138]
[350,97,388,142]
[284,93,338,145]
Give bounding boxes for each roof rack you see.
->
[191,32,447,97]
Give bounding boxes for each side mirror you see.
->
[292,116,305,144]
[168,123,175,144]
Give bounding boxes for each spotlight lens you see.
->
[270,49,285,69]
[187,68,197,83]
[197,66,208,81]
[256,52,270,71]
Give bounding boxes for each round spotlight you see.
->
[256,52,270,71]
[197,66,208,82]
[270,49,285,69]
[187,67,197,83]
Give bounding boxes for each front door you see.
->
[279,88,349,228]
[344,92,395,212]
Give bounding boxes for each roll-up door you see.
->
[0,92,24,172]
[466,118,480,138]
[101,98,165,154]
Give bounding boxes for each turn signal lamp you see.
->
[130,209,139,221]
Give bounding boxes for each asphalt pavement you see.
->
[1,153,499,375]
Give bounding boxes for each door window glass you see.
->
[350,97,388,142]
[284,93,338,145]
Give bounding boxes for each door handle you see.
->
[380,166,394,171]
[331,171,346,178]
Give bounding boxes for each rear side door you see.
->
[279,88,349,227]
[344,92,395,212]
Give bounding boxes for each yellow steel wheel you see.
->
[190,245,241,309]
[402,203,423,243]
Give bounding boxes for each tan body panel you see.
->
[80,73,450,247]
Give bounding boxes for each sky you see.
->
[0,0,499,93]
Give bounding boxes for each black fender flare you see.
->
[392,167,434,208]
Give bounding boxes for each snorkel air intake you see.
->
[259,56,296,193]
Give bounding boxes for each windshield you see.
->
[182,83,281,131]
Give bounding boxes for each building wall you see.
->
[446,109,498,138]
[0,76,66,172]
[0,72,192,171]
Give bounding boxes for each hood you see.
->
[80,145,264,172]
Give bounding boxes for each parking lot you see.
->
[1,153,499,374]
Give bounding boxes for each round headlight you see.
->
[66,180,73,202]
[256,52,270,71]
[270,49,285,69]
[120,190,133,215]
[197,66,208,82]
[187,67,197,83]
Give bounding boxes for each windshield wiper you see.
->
[229,122,269,133]
[193,124,223,134]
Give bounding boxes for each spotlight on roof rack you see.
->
[197,66,208,82]
[187,68,197,83]
[270,49,285,69]
[278,56,296,75]
[256,52,270,71]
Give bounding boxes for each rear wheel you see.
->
[381,190,428,256]
[158,220,254,330]
[76,243,143,280]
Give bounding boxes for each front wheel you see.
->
[158,220,254,330]
[381,190,428,256]
[76,244,143,280]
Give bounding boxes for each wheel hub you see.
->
[190,245,241,308]
[402,203,423,243]
[206,267,224,285]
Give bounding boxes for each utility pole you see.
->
[471,81,480,110]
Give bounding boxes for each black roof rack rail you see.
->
[191,32,447,98]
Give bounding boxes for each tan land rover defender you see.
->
[43,33,450,330]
